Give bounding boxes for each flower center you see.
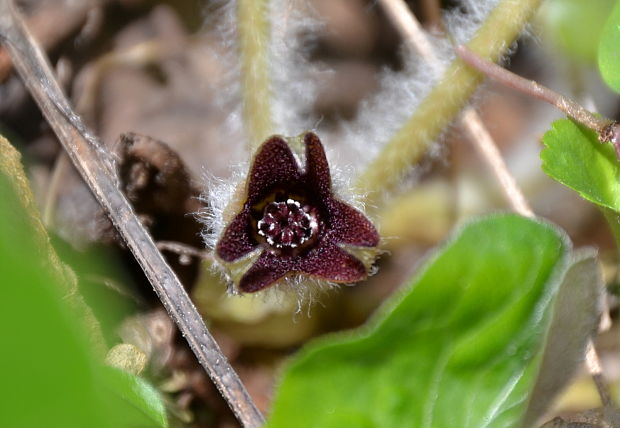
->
[257,199,319,249]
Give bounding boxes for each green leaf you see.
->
[598,0,620,92]
[539,0,616,64]
[541,118,620,210]
[0,172,107,428]
[101,367,168,428]
[524,249,603,426]
[267,214,588,428]
[0,147,168,428]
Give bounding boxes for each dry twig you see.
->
[456,45,620,147]
[586,341,614,409]
[0,2,263,426]
[156,241,214,263]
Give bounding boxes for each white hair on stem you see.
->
[200,0,247,151]
[329,0,502,176]
[199,0,325,244]
[200,0,323,152]
[268,0,324,137]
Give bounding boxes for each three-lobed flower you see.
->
[214,132,380,293]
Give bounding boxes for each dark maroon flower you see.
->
[215,132,380,293]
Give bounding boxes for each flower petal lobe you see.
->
[298,243,368,283]
[303,132,332,197]
[247,136,301,204]
[215,132,380,293]
[239,252,293,292]
[215,209,256,262]
[326,199,380,247]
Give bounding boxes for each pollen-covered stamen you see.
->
[257,199,319,249]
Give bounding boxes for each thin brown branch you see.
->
[461,109,533,217]
[419,0,443,30]
[585,341,614,408]
[156,241,214,262]
[379,0,534,218]
[380,0,439,64]
[0,2,263,426]
[456,45,616,136]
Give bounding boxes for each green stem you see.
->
[238,0,274,151]
[356,0,543,205]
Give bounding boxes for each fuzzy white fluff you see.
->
[268,0,324,137]
[331,0,502,173]
[201,0,323,154]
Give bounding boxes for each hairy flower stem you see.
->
[356,0,543,205]
[238,0,274,152]
[379,0,533,218]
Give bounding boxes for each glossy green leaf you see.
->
[267,214,585,428]
[0,172,107,428]
[102,367,168,428]
[524,249,603,426]
[541,119,620,210]
[599,0,620,93]
[0,157,168,428]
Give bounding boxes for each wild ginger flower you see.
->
[214,132,380,293]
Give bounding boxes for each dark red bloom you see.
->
[215,132,380,292]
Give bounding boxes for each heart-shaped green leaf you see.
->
[267,214,596,428]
